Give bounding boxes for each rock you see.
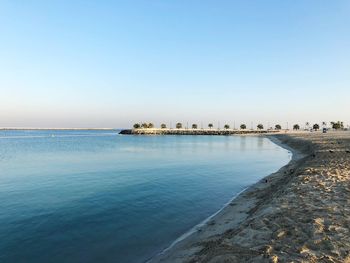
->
[119,129,132,134]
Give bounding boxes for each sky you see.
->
[0,0,349,128]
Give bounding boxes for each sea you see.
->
[0,129,291,263]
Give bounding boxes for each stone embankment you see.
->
[119,129,280,135]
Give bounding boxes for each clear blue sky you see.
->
[0,0,349,128]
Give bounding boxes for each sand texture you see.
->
[150,132,350,263]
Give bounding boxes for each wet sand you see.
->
[150,131,350,262]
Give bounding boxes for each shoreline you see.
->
[149,134,308,262]
[150,132,350,262]
[149,186,252,263]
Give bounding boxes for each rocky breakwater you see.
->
[119,129,280,135]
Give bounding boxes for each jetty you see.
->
[119,128,280,135]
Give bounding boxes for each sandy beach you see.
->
[150,131,350,262]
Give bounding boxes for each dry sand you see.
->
[150,131,350,263]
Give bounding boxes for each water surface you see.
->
[0,130,290,263]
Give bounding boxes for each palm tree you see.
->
[148,123,154,128]
[208,123,213,129]
[176,122,182,129]
[161,123,167,129]
[334,122,340,129]
[141,123,148,128]
[313,123,320,131]
[331,121,343,130]
[293,124,300,130]
[305,122,310,130]
[224,124,230,129]
[240,124,246,130]
[275,124,282,130]
[133,123,140,129]
[257,124,264,130]
[192,124,198,129]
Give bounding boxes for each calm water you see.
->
[0,130,291,263]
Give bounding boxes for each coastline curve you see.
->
[148,134,308,263]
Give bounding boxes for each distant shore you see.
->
[0,128,116,130]
[150,131,350,262]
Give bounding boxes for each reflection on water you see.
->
[257,136,265,151]
[0,130,290,263]
[240,135,247,151]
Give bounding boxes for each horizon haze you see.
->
[1,1,349,128]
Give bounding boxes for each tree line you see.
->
[293,121,344,131]
[133,121,345,130]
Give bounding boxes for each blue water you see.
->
[0,130,291,263]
